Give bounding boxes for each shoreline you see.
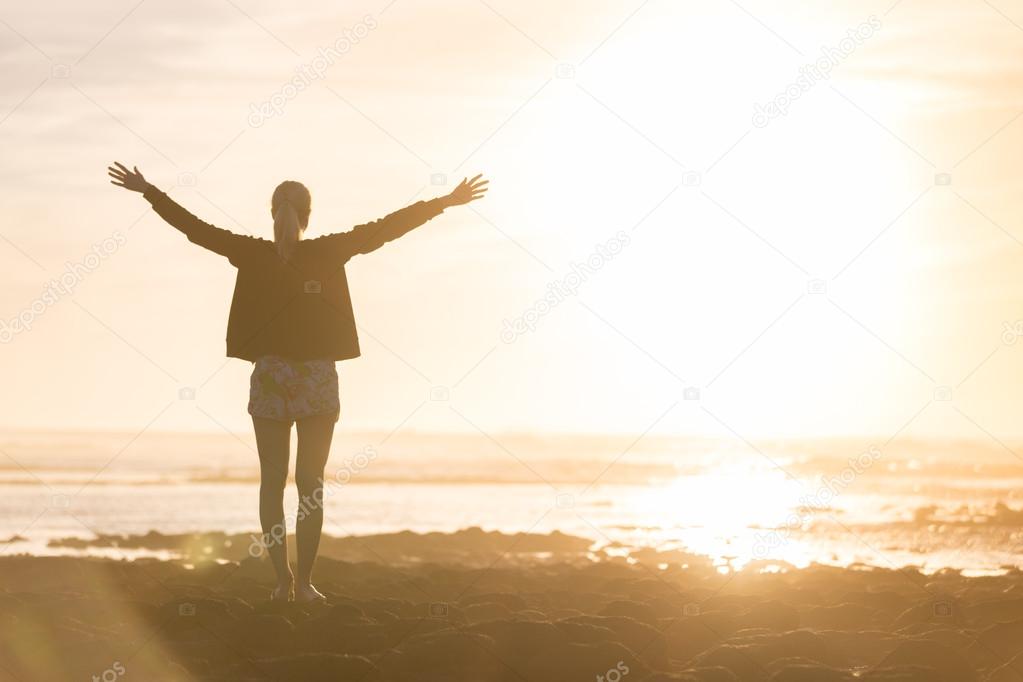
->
[7,525,1021,576]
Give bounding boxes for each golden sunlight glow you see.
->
[631,467,811,569]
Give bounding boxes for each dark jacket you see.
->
[143,185,447,362]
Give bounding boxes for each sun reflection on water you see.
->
[626,466,816,569]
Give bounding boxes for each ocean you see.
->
[2,429,1021,573]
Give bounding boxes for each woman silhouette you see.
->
[108,162,488,602]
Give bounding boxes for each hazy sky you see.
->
[2,0,1023,446]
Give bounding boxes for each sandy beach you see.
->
[2,528,1022,681]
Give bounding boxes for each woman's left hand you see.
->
[443,174,489,207]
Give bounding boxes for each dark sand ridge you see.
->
[2,528,1023,681]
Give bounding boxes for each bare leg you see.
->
[251,416,294,599]
[294,412,335,600]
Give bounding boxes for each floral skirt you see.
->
[247,355,339,424]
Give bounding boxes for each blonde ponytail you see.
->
[270,181,311,262]
[273,202,301,261]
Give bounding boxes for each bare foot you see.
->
[270,579,294,602]
[295,583,326,603]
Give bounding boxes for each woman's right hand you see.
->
[107,162,149,193]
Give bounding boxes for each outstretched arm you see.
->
[108,162,257,265]
[322,174,489,260]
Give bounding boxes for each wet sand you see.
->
[2,528,1023,681]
